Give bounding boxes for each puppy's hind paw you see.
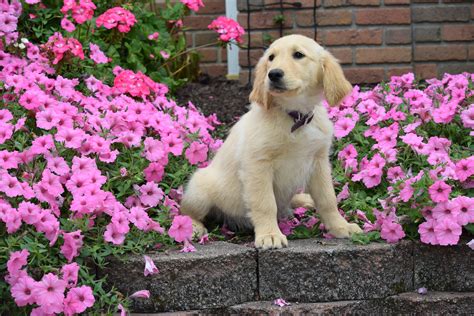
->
[192,219,208,239]
[255,232,288,250]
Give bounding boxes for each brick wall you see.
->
[181,0,474,84]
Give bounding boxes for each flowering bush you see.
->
[0,0,246,314]
[16,0,210,91]
[279,73,473,247]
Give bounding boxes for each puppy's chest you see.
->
[273,124,331,182]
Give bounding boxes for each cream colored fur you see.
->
[181,34,362,249]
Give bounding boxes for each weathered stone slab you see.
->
[383,291,474,315]
[414,241,474,291]
[258,239,413,302]
[228,300,366,315]
[101,242,257,312]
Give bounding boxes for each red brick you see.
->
[324,0,348,7]
[414,44,467,61]
[194,32,219,46]
[239,49,263,67]
[197,48,218,63]
[327,47,353,64]
[356,47,412,64]
[237,11,293,29]
[468,45,474,60]
[412,6,471,22]
[199,64,227,77]
[441,24,474,41]
[297,9,352,26]
[414,26,441,42]
[356,8,411,25]
[197,0,225,14]
[412,0,437,2]
[442,0,473,3]
[348,0,380,5]
[286,29,323,43]
[343,67,385,83]
[387,66,413,78]
[384,0,410,4]
[414,64,438,79]
[264,0,322,8]
[438,62,474,75]
[220,48,227,62]
[323,29,382,46]
[183,15,216,30]
[242,30,280,47]
[385,27,412,44]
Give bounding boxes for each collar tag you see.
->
[287,111,314,133]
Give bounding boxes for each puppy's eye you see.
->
[293,51,305,59]
[269,54,275,62]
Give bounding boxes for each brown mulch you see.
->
[174,75,252,124]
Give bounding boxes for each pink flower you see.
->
[89,43,108,64]
[7,249,29,276]
[63,285,95,316]
[148,32,159,40]
[61,262,80,288]
[199,234,209,245]
[273,298,290,307]
[181,0,204,12]
[208,16,245,43]
[130,290,150,299]
[185,141,208,165]
[96,7,136,33]
[144,162,165,183]
[180,239,196,253]
[418,220,438,245]
[144,255,159,276]
[10,275,37,306]
[104,222,126,245]
[61,17,76,32]
[434,218,461,246]
[380,221,405,243]
[467,239,474,250]
[60,230,84,262]
[455,158,474,182]
[334,117,356,139]
[428,180,451,203]
[336,183,350,202]
[361,168,383,188]
[452,196,474,225]
[33,273,67,314]
[139,182,164,207]
[168,215,193,243]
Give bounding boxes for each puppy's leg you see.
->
[290,193,315,209]
[309,153,362,238]
[181,169,213,238]
[243,163,288,250]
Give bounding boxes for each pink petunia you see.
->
[63,285,95,316]
[61,262,80,288]
[89,43,108,64]
[61,17,76,32]
[168,215,193,243]
[130,290,150,299]
[10,275,37,306]
[7,249,29,276]
[144,255,159,276]
[33,273,67,314]
[428,180,451,203]
[334,117,356,139]
[139,182,164,207]
[418,220,438,245]
[434,218,461,246]
[185,141,208,165]
[380,221,405,243]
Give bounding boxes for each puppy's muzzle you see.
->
[268,69,286,92]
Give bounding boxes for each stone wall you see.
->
[179,0,474,84]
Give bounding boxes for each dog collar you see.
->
[287,111,314,133]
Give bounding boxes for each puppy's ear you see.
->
[249,56,272,109]
[321,52,352,106]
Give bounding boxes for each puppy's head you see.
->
[249,34,352,109]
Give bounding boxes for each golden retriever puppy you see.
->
[181,34,362,249]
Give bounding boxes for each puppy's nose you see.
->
[268,69,284,82]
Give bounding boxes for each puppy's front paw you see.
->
[328,222,362,238]
[255,232,288,250]
[191,219,208,239]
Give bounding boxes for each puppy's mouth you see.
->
[269,82,288,94]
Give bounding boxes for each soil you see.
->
[174,75,252,124]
